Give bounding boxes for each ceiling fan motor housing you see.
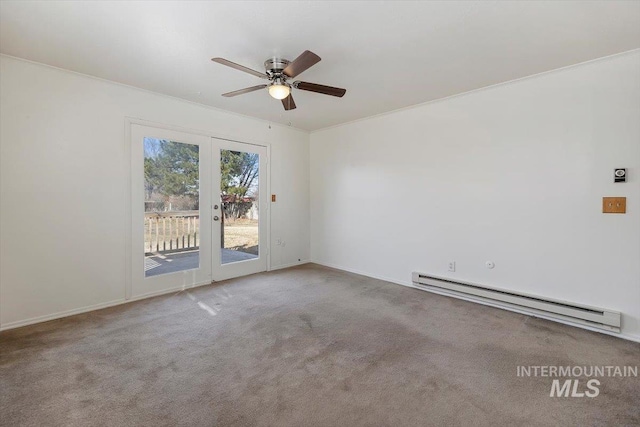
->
[265,58,290,76]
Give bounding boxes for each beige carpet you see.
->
[1,264,638,426]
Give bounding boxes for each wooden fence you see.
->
[145,210,200,255]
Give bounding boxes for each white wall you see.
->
[310,51,640,340]
[0,56,310,328]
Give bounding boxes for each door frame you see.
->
[124,118,271,301]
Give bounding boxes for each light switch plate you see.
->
[602,197,626,214]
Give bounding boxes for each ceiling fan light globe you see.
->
[269,84,290,100]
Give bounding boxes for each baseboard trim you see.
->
[310,260,414,287]
[129,279,213,301]
[269,259,311,271]
[0,298,126,331]
[311,260,640,344]
[0,279,214,332]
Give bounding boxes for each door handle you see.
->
[213,216,220,221]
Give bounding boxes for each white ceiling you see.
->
[1,1,639,131]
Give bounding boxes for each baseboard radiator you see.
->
[411,272,621,333]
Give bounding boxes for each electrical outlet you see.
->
[448,261,456,272]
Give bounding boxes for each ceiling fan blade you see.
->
[282,50,321,78]
[211,57,268,79]
[222,85,268,97]
[281,94,297,111]
[294,81,346,98]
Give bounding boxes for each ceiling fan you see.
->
[211,50,346,111]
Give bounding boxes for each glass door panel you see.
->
[220,149,260,265]
[212,139,267,281]
[131,124,212,298]
[144,138,201,277]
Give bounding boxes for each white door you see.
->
[131,124,212,298]
[211,138,268,281]
[130,125,268,298]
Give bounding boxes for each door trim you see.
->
[124,117,271,301]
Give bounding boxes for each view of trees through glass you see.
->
[220,149,260,264]
[143,138,200,277]
[144,138,200,212]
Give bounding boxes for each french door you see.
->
[211,139,268,281]
[130,124,267,298]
